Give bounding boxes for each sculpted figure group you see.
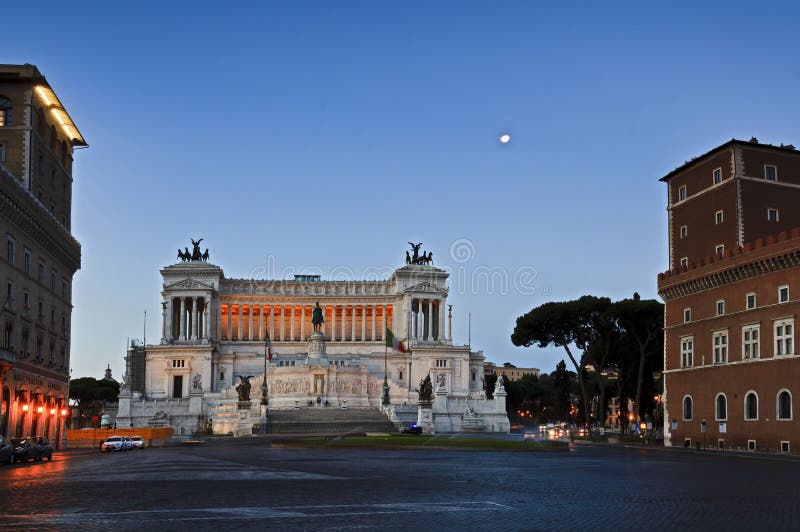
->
[177,238,210,262]
[406,242,433,265]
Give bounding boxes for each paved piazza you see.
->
[0,440,797,531]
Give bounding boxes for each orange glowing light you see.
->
[60,409,68,417]
[22,404,29,412]
[50,408,56,415]
[37,406,44,414]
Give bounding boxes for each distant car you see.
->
[101,436,125,452]
[10,438,42,463]
[523,430,537,440]
[401,424,422,434]
[37,437,55,461]
[130,436,145,449]
[0,436,13,464]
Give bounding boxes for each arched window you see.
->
[0,96,12,126]
[716,393,727,421]
[777,390,792,420]
[683,396,693,420]
[745,391,759,421]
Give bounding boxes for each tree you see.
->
[614,293,664,420]
[512,296,612,428]
[69,377,120,421]
[553,360,573,421]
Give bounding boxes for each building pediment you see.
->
[164,278,215,291]
[404,282,447,295]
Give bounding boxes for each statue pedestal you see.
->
[306,330,328,366]
[417,400,434,434]
[235,401,254,437]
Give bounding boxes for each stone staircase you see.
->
[263,407,400,434]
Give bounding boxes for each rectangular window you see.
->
[715,210,723,225]
[713,331,728,364]
[716,299,725,316]
[678,186,687,201]
[23,291,29,308]
[742,325,760,360]
[681,337,694,368]
[767,208,779,222]
[6,281,12,301]
[713,167,722,185]
[746,292,756,310]
[775,318,794,356]
[38,263,44,283]
[61,280,67,299]
[779,285,789,303]
[6,235,15,264]
[23,249,31,274]
[680,257,688,267]
[715,244,724,256]
[683,308,691,323]
[764,165,777,181]
[50,270,56,291]
[680,225,687,239]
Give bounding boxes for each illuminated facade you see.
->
[116,255,510,435]
[0,64,86,445]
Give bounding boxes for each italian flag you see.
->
[265,332,273,362]
[385,328,408,353]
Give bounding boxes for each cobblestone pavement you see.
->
[0,440,797,531]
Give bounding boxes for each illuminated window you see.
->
[0,96,12,127]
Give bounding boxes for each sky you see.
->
[3,1,799,379]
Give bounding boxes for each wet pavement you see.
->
[0,439,797,531]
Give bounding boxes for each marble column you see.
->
[204,300,210,340]
[269,306,274,341]
[238,303,243,341]
[290,305,295,341]
[438,299,446,342]
[280,305,285,341]
[249,305,254,341]
[192,297,199,340]
[371,304,376,341]
[258,305,263,342]
[427,300,433,341]
[341,306,346,341]
[361,305,366,341]
[179,297,186,341]
[331,305,336,341]
[382,304,388,341]
[166,298,174,341]
[227,303,232,341]
[300,305,306,340]
[351,305,356,342]
[161,301,167,342]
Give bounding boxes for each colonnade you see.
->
[163,296,209,342]
[220,303,391,343]
[409,298,445,342]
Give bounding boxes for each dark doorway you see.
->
[173,375,183,398]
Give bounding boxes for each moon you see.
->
[499,134,511,144]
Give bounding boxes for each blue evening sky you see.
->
[3,1,799,379]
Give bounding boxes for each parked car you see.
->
[0,436,14,464]
[10,438,43,463]
[130,436,145,449]
[401,424,422,434]
[37,437,55,461]
[101,436,125,452]
[122,436,133,451]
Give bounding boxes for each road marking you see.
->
[0,501,511,526]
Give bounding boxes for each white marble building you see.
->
[116,250,509,435]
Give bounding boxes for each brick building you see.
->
[0,64,86,446]
[658,138,800,453]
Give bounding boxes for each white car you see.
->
[130,436,145,449]
[121,436,133,451]
[101,436,125,452]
